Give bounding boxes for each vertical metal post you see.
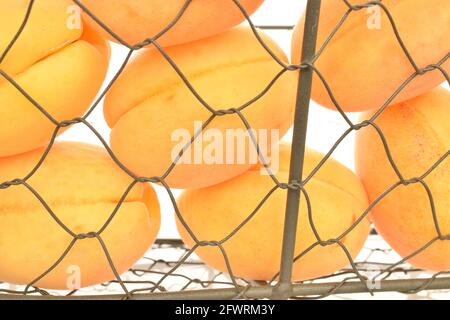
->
[272,0,321,299]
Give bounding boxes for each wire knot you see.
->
[198,240,220,247]
[132,38,156,50]
[76,232,97,240]
[280,182,302,191]
[401,177,421,186]
[0,179,22,189]
[59,118,82,128]
[352,120,371,131]
[214,108,238,116]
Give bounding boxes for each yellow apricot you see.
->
[81,0,264,47]
[292,0,449,112]
[105,27,297,189]
[0,142,160,289]
[356,87,450,271]
[0,0,110,157]
[176,143,370,281]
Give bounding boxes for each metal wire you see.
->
[2,237,450,300]
[0,0,448,300]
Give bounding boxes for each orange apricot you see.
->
[0,142,160,289]
[0,0,110,157]
[356,87,450,271]
[81,0,264,47]
[292,0,449,112]
[176,143,370,281]
[105,27,297,189]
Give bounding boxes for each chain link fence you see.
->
[0,0,448,299]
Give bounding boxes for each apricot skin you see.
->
[0,0,110,157]
[81,0,265,47]
[356,87,450,271]
[0,142,160,289]
[105,27,297,189]
[292,0,449,112]
[176,143,370,281]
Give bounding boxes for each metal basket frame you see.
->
[0,0,449,300]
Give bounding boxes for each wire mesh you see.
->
[2,237,450,300]
[0,0,448,300]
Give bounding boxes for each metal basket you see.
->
[0,0,449,300]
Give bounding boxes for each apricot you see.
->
[0,0,110,157]
[292,0,449,112]
[176,143,370,281]
[356,87,450,271]
[81,0,264,47]
[0,142,160,289]
[105,27,297,189]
